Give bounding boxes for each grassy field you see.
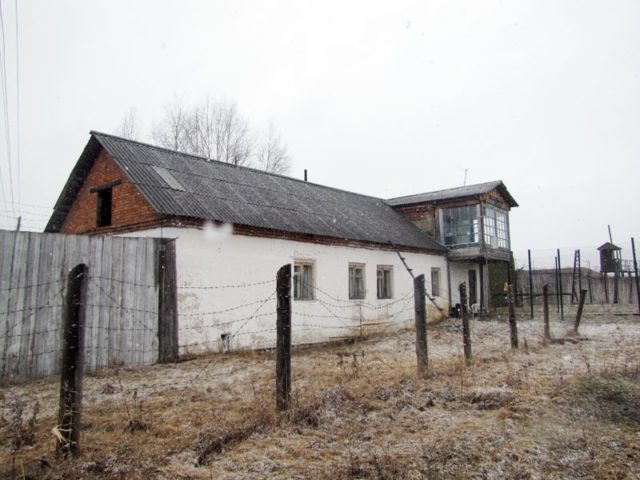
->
[2,304,639,479]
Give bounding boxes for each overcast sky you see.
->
[0,1,638,266]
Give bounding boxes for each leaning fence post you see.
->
[573,289,587,334]
[508,284,519,349]
[543,284,551,340]
[459,283,472,365]
[414,274,428,377]
[57,263,88,457]
[276,264,292,411]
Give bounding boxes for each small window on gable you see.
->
[96,188,112,227]
[294,262,314,300]
[377,266,393,299]
[349,263,365,300]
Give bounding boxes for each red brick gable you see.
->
[60,149,161,235]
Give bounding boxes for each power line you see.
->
[0,199,51,210]
[0,149,7,208]
[0,0,15,219]
[14,0,19,211]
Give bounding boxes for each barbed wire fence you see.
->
[3,255,633,465]
[1,254,609,385]
[511,243,640,319]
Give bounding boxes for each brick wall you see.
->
[60,149,162,235]
[479,191,511,210]
[392,203,437,238]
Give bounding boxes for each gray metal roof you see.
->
[47,132,446,252]
[386,180,518,208]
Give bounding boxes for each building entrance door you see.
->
[468,269,477,306]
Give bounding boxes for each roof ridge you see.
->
[387,180,502,202]
[90,130,386,203]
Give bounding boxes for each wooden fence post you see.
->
[459,283,472,365]
[573,289,587,334]
[543,284,551,340]
[557,249,564,321]
[508,284,519,349]
[57,264,88,457]
[632,237,640,315]
[276,264,292,411]
[158,239,178,363]
[528,249,534,318]
[554,257,560,313]
[414,274,428,377]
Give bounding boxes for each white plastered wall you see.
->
[120,226,448,353]
[448,261,480,308]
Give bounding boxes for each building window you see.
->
[431,268,440,297]
[442,205,478,246]
[377,266,393,299]
[96,188,112,227]
[293,262,314,300]
[483,206,510,249]
[349,263,365,300]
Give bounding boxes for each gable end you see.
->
[53,148,161,235]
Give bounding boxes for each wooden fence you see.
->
[0,230,177,383]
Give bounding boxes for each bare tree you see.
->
[144,95,291,174]
[254,123,291,174]
[117,107,142,140]
[151,99,190,152]
[187,98,253,166]
[214,100,253,166]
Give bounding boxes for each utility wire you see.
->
[14,0,19,211]
[0,1,15,219]
[0,199,51,210]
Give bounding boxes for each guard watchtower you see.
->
[598,242,621,273]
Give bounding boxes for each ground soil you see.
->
[1,304,639,479]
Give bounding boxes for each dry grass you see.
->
[1,304,640,479]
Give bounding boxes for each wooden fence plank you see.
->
[0,231,166,382]
[121,239,138,365]
[8,232,29,381]
[23,233,41,379]
[158,239,177,363]
[109,237,125,367]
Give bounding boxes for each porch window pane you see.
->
[443,206,478,246]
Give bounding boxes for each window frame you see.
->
[442,205,479,246]
[293,261,315,301]
[376,265,393,300]
[96,187,113,227]
[349,263,366,300]
[430,267,441,297]
[483,205,510,249]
